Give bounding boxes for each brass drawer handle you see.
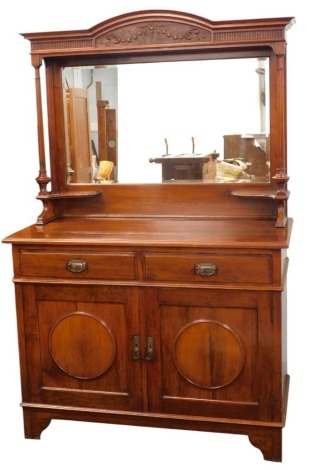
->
[67,259,87,273]
[195,262,218,277]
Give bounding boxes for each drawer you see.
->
[144,253,272,285]
[20,250,137,280]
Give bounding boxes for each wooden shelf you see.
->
[232,189,290,200]
[37,190,101,200]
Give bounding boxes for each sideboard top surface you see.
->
[3,217,293,249]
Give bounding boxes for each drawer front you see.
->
[144,253,272,285]
[20,251,137,280]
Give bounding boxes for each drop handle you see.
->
[146,337,155,361]
[195,262,218,277]
[67,259,87,273]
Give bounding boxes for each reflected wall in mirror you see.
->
[62,57,270,185]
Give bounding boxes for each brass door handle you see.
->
[132,335,141,360]
[146,337,154,361]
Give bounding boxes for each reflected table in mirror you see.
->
[149,152,219,181]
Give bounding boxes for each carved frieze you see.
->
[31,39,93,52]
[214,28,285,43]
[95,22,211,47]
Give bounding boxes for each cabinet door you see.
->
[20,284,143,411]
[145,287,275,422]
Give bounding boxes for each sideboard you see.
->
[3,10,294,462]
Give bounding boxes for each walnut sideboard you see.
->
[3,10,294,462]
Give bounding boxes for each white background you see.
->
[0,1,307,468]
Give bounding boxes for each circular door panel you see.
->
[49,312,116,379]
[173,320,245,389]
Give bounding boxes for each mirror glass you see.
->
[62,57,269,184]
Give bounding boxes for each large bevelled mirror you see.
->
[62,56,270,185]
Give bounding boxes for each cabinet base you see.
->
[22,404,285,462]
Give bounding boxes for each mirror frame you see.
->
[22,10,295,224]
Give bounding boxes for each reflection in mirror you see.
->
[62,57,269,184]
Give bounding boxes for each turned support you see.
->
[32,56,52,221]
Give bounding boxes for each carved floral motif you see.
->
[95,22,211,47]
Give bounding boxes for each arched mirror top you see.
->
[23,10,294,56]
[22,10,294,224]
